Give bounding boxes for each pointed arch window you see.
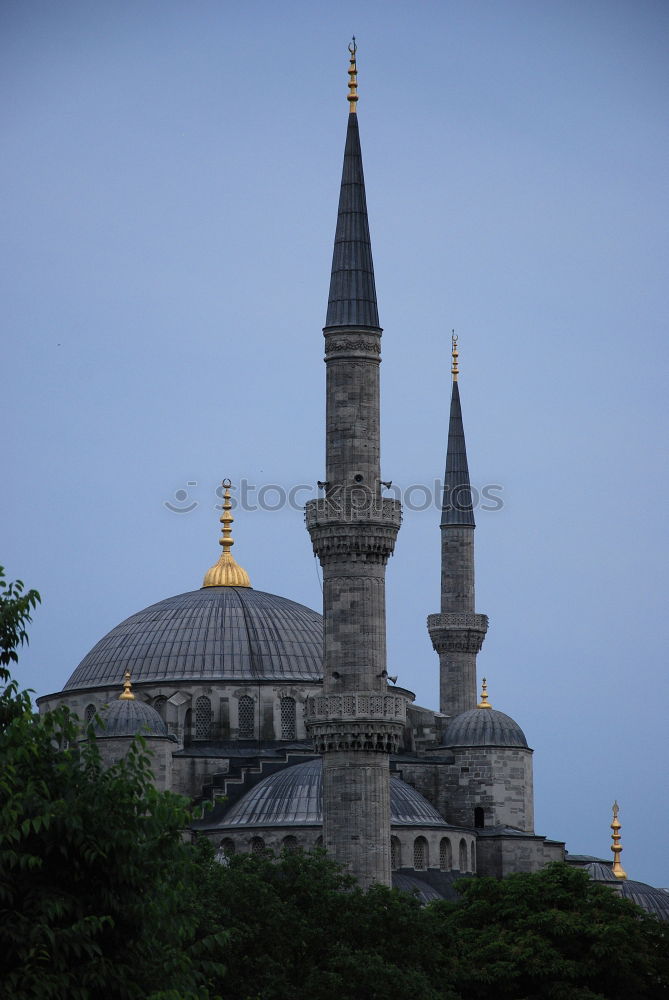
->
[153,696,167,721]
[250,836,265,854]
[391,836,401,871]
[459,838,468,872]
[413,836,428,871]
[280,697,296,740]
[195,696,212,740]
[439,837,452,871]
[238,695,254,739]
[84,704,96,724]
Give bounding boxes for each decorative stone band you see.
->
[306,692,407,754]
[427,612,489,654]
[324,330,381,361]
[306,498,402,564]
[305,496,402,526]
[309,720,404,754]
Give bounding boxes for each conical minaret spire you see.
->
[305,43,404,889]
[428,336,488,716]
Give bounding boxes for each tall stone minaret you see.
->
[305,41,404,889]
[428,336,488,717]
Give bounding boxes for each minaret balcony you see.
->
[305,690,407,754]
[305,497,402,564]
[427,612,489,654]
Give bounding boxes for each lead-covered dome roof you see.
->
[64,587,323,690]
[442,707,528,748]
[94,697,170,739]
[210,759,450,829]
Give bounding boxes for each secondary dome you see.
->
[443,707,528,748]
[208,759,450,829]
[94,696,169,739]
[64,587,323,690]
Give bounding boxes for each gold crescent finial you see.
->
[611,800,627,880]
[348,36,358,113]
[119,669,135,700]
[202,480,252,588]
[451,330,459,382]
[477,677,492,709]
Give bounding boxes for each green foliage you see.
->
[429,863,669,1000]
[0,570,226,1000]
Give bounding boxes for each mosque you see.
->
[37,45,668,917]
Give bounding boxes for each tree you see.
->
[429,862,669,1000]
[0,568,226,1000]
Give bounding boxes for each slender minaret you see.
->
[305,40,405,889]
[428,336,489,717]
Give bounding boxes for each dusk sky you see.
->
[3,1,668,887]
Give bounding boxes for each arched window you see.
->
[282,835,298,852]
[439,837,452,871]
[183,708,192,745]
[280,697,296,740]
[195,696,212,739]
[250,836,265,854]
[84,704,96,724]
[470,841,476,872]
[391,836,401,871]
[459,838,467,872]
[220,838,235,857]
[474,806,485,829]
[314,835,323,849]
[153,696,167,720]
[238,695,255,739]
[413,836,428,871]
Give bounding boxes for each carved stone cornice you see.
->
[306,498,401,564]
[427,612,489,654]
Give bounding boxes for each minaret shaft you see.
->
[305,59,404,888]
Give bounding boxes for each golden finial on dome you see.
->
[202,479,252,589]
[477,677,492,709]
[611,800,627,880]
[451,331,459,382]
[119,669,135,700]
[348,37,358,113]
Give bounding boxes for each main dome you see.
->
[64,587,323,690]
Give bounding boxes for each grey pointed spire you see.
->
[324,112,380,329]
[441,381,476,527]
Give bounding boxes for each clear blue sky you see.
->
[3,0,668,886]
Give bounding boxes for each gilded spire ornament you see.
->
[347,37,358,112]
[451,331,459,381]
[610,800,627,880]
[202,479,252,588]
[119,669,134,700]
[477,677,492,709]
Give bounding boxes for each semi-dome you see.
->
[208,759,450,829]
[94,696,170,739]
[64,586,323,690]
[442,707,528,748]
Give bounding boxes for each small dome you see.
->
[64,587,323,690]
[95,697,169,739]
[207,759,450,829]
[443,707,528,748]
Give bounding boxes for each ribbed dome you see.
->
[94,697,169,738]
[211,759,450,829]
[64,587,323,690]
[442,707,528,748]
[582,863,669,921]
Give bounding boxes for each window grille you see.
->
[391,836,401,871]
[371,695,383,714]
[238,696,254,739]
[413,836,427,871]
[250,836,265,854]
[470,841,476,872]
[195,696,212,739]
[153,696,167,720]
[280,697,296,740]
[220,838,235,856]
[459,838,468,871]
[282,835,298,852]
[439,837,452,871]
[84,704,96,724]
